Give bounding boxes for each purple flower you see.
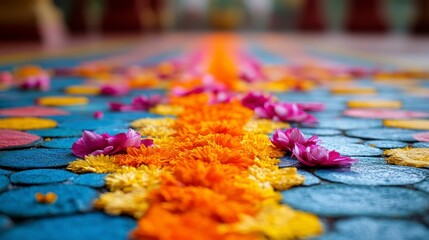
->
[292,143,356,167]
[241,92,272,110]
[255,102,317,124]
[109,95,163,112]
[19,75,50,91]
[100,84,129,96]
[71,129,153,158]
[271,128,319,152]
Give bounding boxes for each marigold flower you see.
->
[94,189,149,219]
[67,154,120,173]
[114,145,176,167]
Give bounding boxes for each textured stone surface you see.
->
[319,143,383,157]
[312,118,382,130]
[27,128,82,138]
[346,129,422,142]
[364,140,408,149]
[0,175,9,192]
[42,138,78,149]
[297,170,321,186]
[0,213,135,240]
[414,179,429,194]
[10,169,77,185]
[0,184,97,217]
[282,184,429,217]
[300,128,341,136]
[0,129,42,150]
[0,149,75,169]
[314,163,428,186]
[72,173,106,188]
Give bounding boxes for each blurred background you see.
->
[0,0,428,45]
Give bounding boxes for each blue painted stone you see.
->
[10,169,77,185]
[413,142,429,148]
[364,140,408,149]
[317,218,429,240]
[346,129,422,142]
[0,169,12,176]
[278,156,304,168]
[0,184,98,217]
[27,128,82,138]
[0,149,75,169]
[314,163,427,186]
[319,143,383,157]
[95,128,130,135]
[103,111,166,121]
[414,179,429,194]
[300,128,341,136]
[355,157,386,165]
[311,118,382,130]
[0,175,9,192]
[317,136,362,145]
[0,215,12,231]
[297,170,320,186]
[0,213,135,240]
[282,184,429,217]
[42,138,78,149]
[59,119,123,130]
[72,173,106,188]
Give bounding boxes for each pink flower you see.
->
[19,75,50,91]
[296,102,325,112]
[100,84,129,96]
[0,71,13,86]
[255,102,318,124]
[292,143,356,167]
[171,75,226,96]
[71,129,153,158]
[109,95,163,112]
[93,111,104,119]
[241,92,272,110]
[271,128,319,152]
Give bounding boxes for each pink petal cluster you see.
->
[71,129,153,158]
[271,128,318,152]
[109,95,163,112]
[0,71,13,86]
[271,128,356,167]
[292,143,356,167]
[93,111,104,119]
[19,75,50,91]
[255,102,318,124]
[171,75,226,96]
[100,84,129,96]
[241,92,272,110]
[296,102,325,112]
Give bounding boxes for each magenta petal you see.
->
[141,138,154,147]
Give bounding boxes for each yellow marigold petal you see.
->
[149,104,184,116]
[347,100,402,109]
[244,119,290,134]
[94,189,149,219]
[248,166,304,191]
[105,165,162,192]
[67,154,120,173]
[226,203,323,240]
[37,96,89,106]
[131,118,176,137]
[383,119,429,130]
[64,85,101,95]
[0,117,57,130]
[384,148,429,168]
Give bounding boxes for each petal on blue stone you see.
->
[72,173,106,188]
[317,218,429,240]
[314,163,428,186]
[346,129,422,142]
[355,157,386,165]
[297,170,320,186]
[0,175,9,192]
[0,184,98,217]
[10,169,77,185]
[282,184,429,217]
[27,128,82,138]
[310,118,382,130]
[414,179,429,194]
[319,143,383,157]
[0,149,75,169]
[364,140,408,149]
[42,138,78,149]
[0,213,135,240]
